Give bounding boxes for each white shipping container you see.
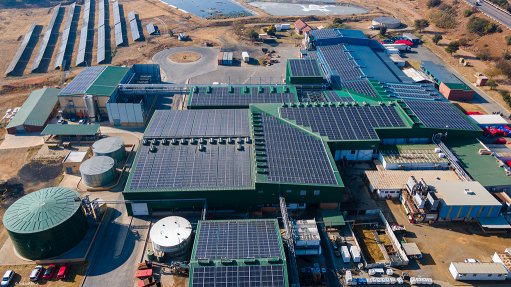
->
[341,246,351,263]
[350,246,361,263]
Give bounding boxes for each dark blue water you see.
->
[161,0,253,19]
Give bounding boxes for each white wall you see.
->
[449,263,507,281]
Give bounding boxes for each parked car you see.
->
[78,119,87,125]
[56,264,70,280]
[43,264,56,279]
[57,119,67,124]
[1,270,14,287]
[29,266,43,282]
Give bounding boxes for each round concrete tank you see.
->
[150,216,192,256]
[3,187,87,260]
[80,156,116,187]
[372,17,401,29]
[92,137,125,163]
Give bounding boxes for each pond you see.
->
[160,0,253,19]
[248,2,368,16]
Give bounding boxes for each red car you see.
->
[42,264,56,279]
[394,40,414,47]
[56,264,70,280]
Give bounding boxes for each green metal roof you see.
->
[6,88,59,129]
[3,187,82,234]
[41,124,100,136]
[85,66,130,97]
[322,210,345,227]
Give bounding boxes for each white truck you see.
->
[383,43,411,52]
[242,51,250,63]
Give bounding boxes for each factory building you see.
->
[3,187,88,260]
[421,61,474,101]
[6,88,60,134]
[189,219,288,287]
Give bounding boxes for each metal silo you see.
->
[3,187,87,260]
[150,216,193,257]
[79,156,116,187]
[92,137,125,163]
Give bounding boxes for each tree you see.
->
[445,41,460,55]
[379,26,387,37]
[432,34,443,45]
[467,17,499,36]
[487,79,498,90]
[427,0,442,8]
[414,19,430,33]
[248,30,259,41]
[266,25,276,36]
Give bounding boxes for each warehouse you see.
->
[6,88,60,134]
[421,61,474,101]
[189,219,288,287]
[378,144,450,170]
[449,262,508,281]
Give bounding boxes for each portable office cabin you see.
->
[449,262,507,281]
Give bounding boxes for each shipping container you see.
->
[242,51,250,63]
[217,52,224,65]
[350,245,361,262]
[341,246,351,263]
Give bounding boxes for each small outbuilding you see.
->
[6,88,60,134]
[449,262,508,281]
[41,124,101,142]
[421,61,474,101]
[63,150,89,174]
[294,19,312,34]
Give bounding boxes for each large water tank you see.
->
[92,137,125,163]
[3,187,87,260]
[372,16,402,29]
[80,156,116,187]
[150,216,193,256]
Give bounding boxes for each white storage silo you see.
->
[79,156,116,187]
[150,216,193,257]
[92,137,125,163]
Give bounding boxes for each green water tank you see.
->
[3,187,88,260]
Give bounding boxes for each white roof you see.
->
[402,242,421,256]
[450,262,508,274]
[63,151,88,163]
[150,216,192,248]
[469,114,508,125]
[433,181,501,206]
[403,68,431,83]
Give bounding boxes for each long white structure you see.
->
[449,262,508,281]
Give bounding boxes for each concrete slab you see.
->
[0,133,44,150]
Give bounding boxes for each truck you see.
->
[341,246,351,263]
[242,51,250,63]
[383,43,411,52]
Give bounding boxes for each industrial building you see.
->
[421,61,474,101]
[41,123,101,142]
[378,145,450,170]
[292,219,321,256]
[189,219,288,287]
[6,88,60,134]
[3,187,88,260]
[449,262,508,281]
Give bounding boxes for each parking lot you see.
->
[0,263,85,287]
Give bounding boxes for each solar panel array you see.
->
[341,80,378,98]
[32,5,61,72]
[146,22,156,35]
[381,82,443,100]
[322,91,354,103]
[144,110,250,139]
[76,0,90,66]
[59,66,105,95]
[288,59,322,77]
[280,105,406,141]
[403,100,480,131]
[257,113,338,185]
[112,1,123,46]
[55,3,76,69]
[5,23,37,76]
[317,45,363,82]
[194,220,281,260]
[189,86,296,108]
[128,142,252,190]
[191,265,285,287]
[128,11,141,41]
[311,29,339,40]
[97,0,106,64]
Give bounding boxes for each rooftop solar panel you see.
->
[311,29,340,40]
[258,113,338,185]
[403,100,480,131]
[194,220,281,260]
[59,66,105,95]
[128,142,253,190]
[341,80,378,98]
[288,59,321,77]
[145,109,250,139]
[5,23,37,76]
[191,265,285,287]
[189,86,296,108]
[280,105,406,141]
[322,91,354,102]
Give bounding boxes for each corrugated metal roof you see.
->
[421,61,468,87]
[3,187,82,234]
[85,66,131,97]
[79,156,115,175]
[6,88,59,129]
[41,124,100,136]
[451,262,508,274]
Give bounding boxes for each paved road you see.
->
[152,46,219,84]
[465,0,511,29]
[405,46,510,117]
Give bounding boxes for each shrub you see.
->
[506,35,511,45]
[477,50,493,61]
[496,59,511,78]
[467,17,499,36]
[427,0,442,8]
[432,34,443,44]
[430,5,458,29]
[463,9,474,17]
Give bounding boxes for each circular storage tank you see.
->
[372,16,401,29]
[3,187,87,260]
[150,216,192,256]
[92,137,125,163]
[80,156,116,187]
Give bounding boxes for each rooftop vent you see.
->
[191,138,198,145]
[237,144,244,151]
[464,189,475,195]
[142,139,150,146]
[151,139,159,145]
[209,138,216,144]
[198,144,205,152]
[149,145,157,153]
[171,139,178,145]
[162,138,169,145]
[219,138,226,144]
[245,137,252,144]
[180,138,188,145]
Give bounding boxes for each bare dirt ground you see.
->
[168,51,201,63]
